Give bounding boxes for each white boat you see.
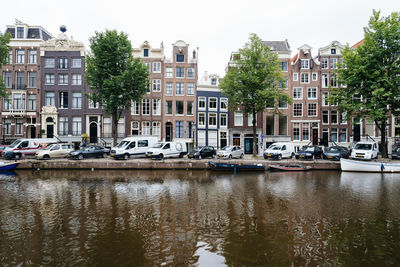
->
[340,158,400,173]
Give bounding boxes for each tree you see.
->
[330,11,400,158]
[220,33,290,157]
[0,32,11,98]
[86,30,149,146]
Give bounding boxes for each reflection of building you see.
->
[196,72,228,148]
[1,20,53,143]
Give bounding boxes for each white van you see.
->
[110,136,159,160]
[263,142,295,160]
[350,141,379,160]
[3,138,58,160]
[146,141,187,159]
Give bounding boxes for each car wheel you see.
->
[179,152,184,158]
[229,154,232,159]
[277,154,282,160]
[159,153,164,160]
[240,153,244,159]
[212,154,215,158]
[124,153,129,160]
[15,154,21,160]
[78,154,83,160]
[43,154,50,159]
[312,155,315,160]
[199,155,202,160]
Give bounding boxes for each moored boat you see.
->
[208,161,266,171]
[269,164,311,171]
[340,158,400,173]
[0,161,19,171]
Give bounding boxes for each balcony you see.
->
[2,109,27,117]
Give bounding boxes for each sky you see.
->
[1,0,399,77]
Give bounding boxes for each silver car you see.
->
[216,146,244,159]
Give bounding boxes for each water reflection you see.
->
[0,170,399,266]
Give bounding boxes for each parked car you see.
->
[295,146,323,160]
[350,141,379,160]
[68,145,110,160]
[2,138,58,160]
[0,145,9,155]
[110,136,159,159]
[146,141,187,159]
[216,146,244,159]
[187,146,216,159]
[323,146,350,160]
[392,147,400,160]
[263,142,295,160]
[35,143,74,159]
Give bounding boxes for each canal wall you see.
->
[15,158,341,170]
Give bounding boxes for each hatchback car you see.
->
[68,145,109,160]
[392,147,400,160]
[295,146,323,160]
[187,146,216,159]
[323,146,350,160]
[216,146,244,159]
[35,143,74,159]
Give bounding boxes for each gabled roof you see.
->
[262,41,290,52]
[351,39,364,48]
[291,54,298,63]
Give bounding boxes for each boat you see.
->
[269,164,311,171]
[208,161,266,171]
[0,161,19,171]
[340,158,400,173]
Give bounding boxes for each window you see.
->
[211,78,217,85]
[308,103,317,117]
[198,97,206,109]
[152,122,161,137]
[312,73,317,81]
[59,117,68,136]
[330,58,337,69]
[3,96,11,111]
[166,83,173,95]
[89,97,98,109]
[176,67,184,78]
[248,114,253,126]
[209,113,217,127]
[322,110,329,124]
[293,103,302,117]
[293,87,302,99]
[142,99,150,115]
[72,117,82,136]
[176,121,184,138]
[307,87,317,99]
[4,72,12,88]
[340,112,347,124]
[331,111,338,124]
[321,58,328,69]
[166,67,173,78]
[131,101,139,115]
[293,123,300,140]
[103,117,111,137]
[72,58,81,68]
[301,59,309,69]
[209,97,217,109]
[279,100,288,108]
[330,74,337,87]
[28,50,37,64]
[176,54,184,62]
[16,50,25,64]
[17,27,24,38]
[143,49,149,57]
[7,51,12,64]
[188,68,195,78]
[152,79,161,92]
[166,101,173,115]
[72,92,82,108]
[187,83,194,95]
[302,123,310,141]
[322,73,329,88]
[45,92,55,106]
[152,62,161,73]
[152,99,161,115]
[293,73,298,81]
[16,72,24,89]
[131,121,139,135]
[176,83,184,95]
[198,113,205,126]
[339,128,347,142]
[234,112,243,126]
[142,121,151,135]
[322,92,329,106]
[16,119,23,135]
[279,62,288,71]
[144,63,150,72]
[331,128,338,142]
[331,48,336,55]
[13,93,25,110]
[279,79,288,89]
[59,92,69,108]
[187,101,194,115]
[300,73,309,83]
[279,116,287,135]
[27,94,36,111]
[176,101,184,115]
[58,74,68,85]
[28,72,37,88]
[58,58,68,69]
[220,113,227,127]
[186,121,193,138]
[45,58,55,68]
[72,74,82,85]
[118,118,125,137]
[220,98,228,111]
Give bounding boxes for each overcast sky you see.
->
[1,0,399,77]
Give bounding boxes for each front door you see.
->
[244,138,253,154]
[30,126,36,138]
[354,124,361,142]
[166,122,172,142]
[312,129,318,145]
[90,123,98,144]
[47,125,54,138]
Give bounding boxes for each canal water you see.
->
[0,170,399,266]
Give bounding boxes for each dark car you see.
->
[187,146,216,159]
[0,145,9,156]
[68,145,110,160]
[392,147,400,160]
[323,146,350,160]
[295,146,323,160]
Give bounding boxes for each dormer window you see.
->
[301,59,309,69]
[17,27,24,38]
[211,78,217,86]
[331,48,336,55]
[143,49,149,57]
[176,54,184,62]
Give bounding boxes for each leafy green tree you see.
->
[0,32,11,98]
[86,30,149,146]
[220,33,290,157]
[330,11,400,158]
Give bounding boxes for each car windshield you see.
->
[44,145,54,150]
[394,148,400,153]
[327,147,340,152]
[116,141,129,148]
[9,140,21,148]
[268,145,281,150]
[300,146,314,152]
[221,146,233,151]
[153,143,164,148]
[354,143,372,150]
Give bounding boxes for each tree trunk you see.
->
[112,112,118,147]
[380,121,388,158]
[252,108,257,158]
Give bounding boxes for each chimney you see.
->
[193,50,196,59]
